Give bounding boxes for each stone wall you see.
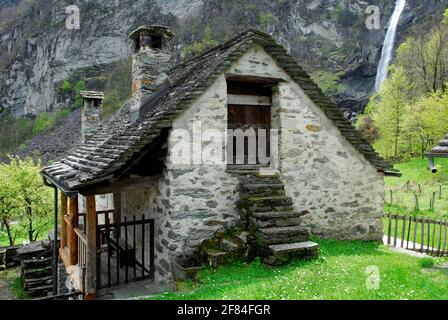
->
[225,46,384,240]
[119,44,385,289]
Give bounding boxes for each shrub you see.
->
[32,112,55,136]
[419,258,435,268]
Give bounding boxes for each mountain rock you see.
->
[0,0,447,119]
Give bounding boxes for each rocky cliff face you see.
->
[0,0,447,119]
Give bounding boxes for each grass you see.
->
[0,268,30,300]
[149,240,448,300]
[385,158,448,219]
[10,276,30,300]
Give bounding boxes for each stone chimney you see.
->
[80,91,104,143]
[129,25,175,106]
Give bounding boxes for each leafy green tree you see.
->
[74,80,86,108]
[0,157,52,245]
[371,67,413,159]
[404,90,448,158]
[397,9,448,95]
[0,163,21,245]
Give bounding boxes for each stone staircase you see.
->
[197,173,319,270]
[200,230,250,268]
[239,174,319,266]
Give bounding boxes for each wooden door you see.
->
[228,105,271,166]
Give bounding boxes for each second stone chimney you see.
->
[129,25,175,106]
[80,91,104,143]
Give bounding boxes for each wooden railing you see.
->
[383,213,448,256]
[75,228,87,293]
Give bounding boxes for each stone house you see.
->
[41,26,396,299]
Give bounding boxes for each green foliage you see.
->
[182,26,219,59]
[151,239,448,300]
[32,112,55,136]
[61,80,72,92]
[102,58,132,118]
[10,276,30,300]
[370,67,414,160]
[259,12,273,31]
[311,71,346,97]
[74,80,86,108]
[419,258,436,269]
[396,8,448,95]
[0,157,53,246]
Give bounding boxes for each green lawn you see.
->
[150,240,448,300]
[385,158,448,219]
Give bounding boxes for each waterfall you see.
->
[374,0,406,92]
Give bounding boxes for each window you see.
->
[226,79,273,167]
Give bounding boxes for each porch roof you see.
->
[425,135,448,158]
[41,29,394,192]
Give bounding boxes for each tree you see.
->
[0,157,52,245]
[397,9,448,96]
[371,67,413,159]
[0,163,21,245]
[404,90,448,157]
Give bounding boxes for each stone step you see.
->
[251,205,295,213]
[253,210,309,221]
[263,242,320,266]
[251,210,309,228]
[257,226,310,245]
[219,238,240,253]
[248,196,293,208]
[242,183,285,197]
[203,249,230,268]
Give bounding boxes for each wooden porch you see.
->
[58,193,155,300]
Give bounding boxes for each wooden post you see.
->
[414,194,419,212]
[61,193,68,249]
[85,195,97,300]
[68,196,79,265]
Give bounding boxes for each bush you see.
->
[419,258,436,269]
[74,80,86,108]
[32,112,55,136]
[61,80,72,92]
[182,26,218,59]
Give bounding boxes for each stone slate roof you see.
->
[41,29,393,192]
[426,135,448,158]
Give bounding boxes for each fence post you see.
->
[387,213,392,245]
[401,215,407,248]
[390,190,393,205]
[414,194,419,212]
[432,192,436,212]
[439,185,442,200]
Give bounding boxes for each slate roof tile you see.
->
[42,29,393,191]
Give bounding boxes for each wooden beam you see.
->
[225,73,285,84]
[80,176,159,196]
[85,195,97,299]
[61,193,68,249]
[68,196,79,265]
[60,247,71,269]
